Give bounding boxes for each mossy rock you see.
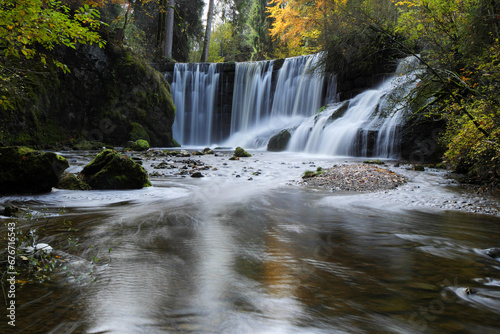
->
[130,122,150,142]
[131,139,150,151]
[363,159,385,165]
[0,146,69,194]
[234,147,251,157]
[267,130,291,152]
[57,172,91,190]
[81,149,151,190]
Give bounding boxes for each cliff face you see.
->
[0,44,176,149]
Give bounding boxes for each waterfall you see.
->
[287,56,420,158]
[270,54,325,118]
[224,54,326,148]
[230,61,274,134]
[171,63,221,146]
[168,54,418,158]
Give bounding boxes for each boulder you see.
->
[130,139,150,151]
[234,147,251,157]
[80,149,151,189]
[0,146,69,194]
[267,130,291,152]
[57,172,91,190]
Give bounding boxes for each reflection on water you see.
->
[2,169,500,334]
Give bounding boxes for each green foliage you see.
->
[0,0,106,109]
[0,0,105,71]
[394,0,500,185]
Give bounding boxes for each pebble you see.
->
[300,164,406,192]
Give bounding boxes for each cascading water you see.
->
[270,54,325,118]
[230,61,274,134]
[171,63,220,146]
[287,56,420,158]
[169,54,418,157]
[224,54,326,148]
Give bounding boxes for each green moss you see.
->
[234,147,251,157]
[131,139,149,151]
[0,146,69,194]
[130,122,150,142]
[57,172,91,190]
[81,149,150,189]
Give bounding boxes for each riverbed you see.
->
[1,149,500,333]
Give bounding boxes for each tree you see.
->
[164,0,175,58]
[0,0,105,108]
[248,0,274,60]
[200,0,215,62]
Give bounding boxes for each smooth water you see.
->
[171,63,221,145]
[2,151,500,334]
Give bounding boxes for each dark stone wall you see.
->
[1,45,176,149]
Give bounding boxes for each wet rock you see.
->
[229,156,240,161]
[363,159,385,165]
[130,139,150,151]
[176,150,191,157]
[234,147,251,158]
[190,172,204,178]
[57,172,91,190]
[0,146,69,194]
[3,206,22,217]
[202,147,214,155]
[485,248,500,259]
[192,151,204,156]
[267,129,291,152]
[412,164,425,171]
[81,149,151,189]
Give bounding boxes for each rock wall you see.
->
[0,45,176,149]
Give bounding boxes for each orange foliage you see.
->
[267,0,347,56]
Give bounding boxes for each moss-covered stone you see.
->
[57,172,91,190]
[130,122,150,142]
[131,139,150,151]
[234,147,251,157]
[267,130,291,152]
[0,146,69,194]
[81,149,151,189]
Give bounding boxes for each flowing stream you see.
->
[1,151,500,334]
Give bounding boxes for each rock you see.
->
[412,164,425,171]
[229,156,239,161]
[363,159,385,165]
[0,146,69,194]
[190,172,204,178]
[57,172,91,190]
[234,147,251,157]
[3,206,22,217]
[81,149,151,189]
[129,122,150,142]
[267,129,291,152]
[192,151,204,156]
[202,147,214,154]
[485,248,500,259]
[130,139,150,151]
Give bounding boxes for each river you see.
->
[1,150,500,333]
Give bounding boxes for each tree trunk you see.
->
[200,0,215,63]
[164,0,175,59]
